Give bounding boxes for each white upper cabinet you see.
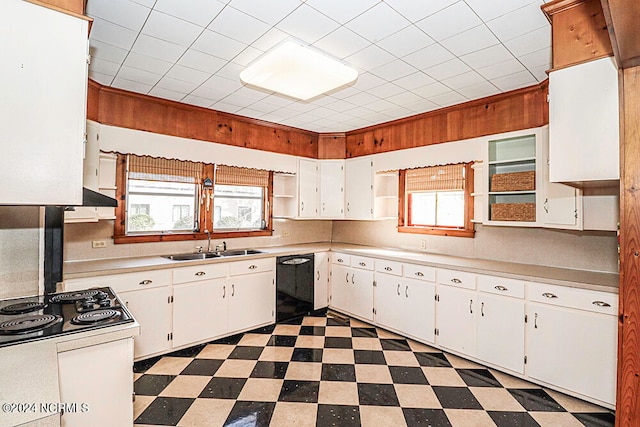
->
[298,159,319,218]
[548,57,620,185]
[320,160,345,218]
[345,157,373,219]
[1,1,88,205]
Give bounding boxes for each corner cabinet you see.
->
[1,0,88,205]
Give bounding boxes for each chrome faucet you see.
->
[215,241,227,253]
[205,229,212,253]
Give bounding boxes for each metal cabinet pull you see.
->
[405,285,409,298]
[415,271,424,277]
[469,299,473,314]
[139,279,153,285]
[542,292,558,299]
[359,262,366,267]
[232,284,235,297]
[345,273,349,283]
[384,266,392,271]
[534,312,538,328]
[451,278,462,284]
[337,258,344,263]
[593,301,611,307]
[223,286,226,298]
[195,271,206,276]
[347,202,350,212]
[494,285,508,291]
[481,302,484,317]
[301,201,304,211]
[249,265,257,270]
[397,284,400,295]
[317,270,320,281]
[351,274,355,284]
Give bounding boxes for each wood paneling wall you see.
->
[542,0,613,69]
[88,81,319,159]
[344,82,548,158]
[30,0,85,15]
[318,133,346,159]
[601,0,640,69]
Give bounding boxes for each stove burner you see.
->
[50,290,100,304]
[71,309,120,325]
[0,314,62,335]
[0,301,46,315]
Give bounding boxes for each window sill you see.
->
[114,229,273,244]
[398,226,475,238]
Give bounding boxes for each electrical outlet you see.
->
[420,240,426,250]
[282,230,291,237]
[92,240,107,249]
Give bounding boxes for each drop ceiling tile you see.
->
[211,101,242,114]
[208,7,271,45]
[234,86,272,102]
[503,26,551,56]
[156,75,200,93]
[529,64,549,81]
[403,43,454,70]
[370,60,417,81]
[154,0,226,26]
[346,44,396,71]
[384,0,458,21]
[132,0,155,7]
[385,91,423,106]
[88,70,115,86]
[377,25,435,58]
[382,106,415,121]
[324,98,358,112]
[286,102,320,114]
[141,11,203,47]
[252,28,290,51]
[394,72,436,90]
[343,91,381,106]
[276,4,340,44]
[232,46,264,66]
[519,46,551,69]
[89,40,129,64]
[123,52,173,75]
[243,101,279,114]
[112,77,153,93]
[369,82,405,98]
[313,27,370,60]
[403,99,439,113]
[305,0,378,25]
[430,90,467,107]
[149,86,187,102]
[325,86,362,100]
[412,81,451,98]
[491,70,537,91]
[487,1,549,42]
[201,75,243,92]
[131,34,188,63]
[344,105,376,118]
[86,0,150,32]
[190,84,233,101]
[165,65,210,85]
[440,25,499,57]
[476,58,527,80]
[259,95,296,108]
[90,17,138,50]
[416,2,482,41]
[89,57,121,76]
[464,0,535,21]
[117,65,163,86]
[352,72,386,91]
[192,30,247,60]
[177,49,226,74]
[229,0,303,25]
[425,58,471,81]
[234,107,264,119]
[345,2,410,43]
[215,62,245,81]
[457,81,499,99]
[441,70,486,91]
[182,94,215,108]
[364,98,397,111]
[460,44,514,69]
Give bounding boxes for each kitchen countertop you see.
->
[64,242,619,293]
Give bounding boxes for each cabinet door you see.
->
[345,157,373,219]
[476,294,525,374]
[120,287,172,359]
[436,285,476,357]
[542,133,581,229]
[330,264,351,314]
[58,338,134,427]
[320,160,345,218]
[314,252,329,310]
[402,278,436,344]
[374,273,405,333]
[172,279,227,348]
[347,268,374,321]
[298,159,318,218]
[228,272,275,333]
[527,303,617,405]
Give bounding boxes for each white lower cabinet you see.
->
[314,252,330,310]
[435,284,477,357]
[228,271,275,332]
[330,260,374,322]
[120,287,172,358]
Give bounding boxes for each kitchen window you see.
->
[398,162,475,237]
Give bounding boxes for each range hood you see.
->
[76,187,118,207]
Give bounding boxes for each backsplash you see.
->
[0,207,41,299]
[332,220,618,273]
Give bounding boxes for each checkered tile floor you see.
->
[133,312,615,426]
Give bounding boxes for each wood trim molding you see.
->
[600,0,640,69]
[318,133,346,159]
[26,0,87,19]
[542,0,589,20]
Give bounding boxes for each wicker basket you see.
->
[491,171,535,192]
[491,203,536,222]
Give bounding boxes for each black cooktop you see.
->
[0,287,134,348]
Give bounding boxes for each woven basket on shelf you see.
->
[491,203,536,222]
[490,171,535,192]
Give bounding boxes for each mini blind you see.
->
[406,163,465,192]
[215,165,269,187]
[128,155,203,184]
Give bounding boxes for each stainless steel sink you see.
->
[217,249,264,256]
[162,252,222,261]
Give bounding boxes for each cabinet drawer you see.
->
[229,257,274,276]
[65,269,172,293]
[477,275,525,299]
[528,282,618,315]
[351,255,374,270]
[173,263,228,284]
[436,269,476,290]
[375,259,403,276]
[403,264,436,282]
[332,253,351,266]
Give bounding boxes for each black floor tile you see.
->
[573,412,616,427]
[389,366,429,385]
[181,359,224,376]
[213,333,243,345]
[489,411,541,427]
[228,346,264,360]
[224,401,276,427]
[280,316,305,325]
[299,326,326,336]
[249,324,277,334]
[432,386,484,409]
[508,389,566,412]
[351,327,378,338]
[199,377,247,399]
[134,397,193,426]
[133,356,162,373]
[167,343,206,358]
[134,374,175,396]
[354,349,387,365]
[327,317,350,326]
[278,380,320,403]
[267,335,298,347]
[357,383,400,406]
[324,336,353,349]
[316,404,361,427]
[250,361,289,379]
[403,408,452,426]
[414,352,452,368]
[291,347,323,362]
[456,368,502,387]
[380,338,412,351]
[321,363,357,382]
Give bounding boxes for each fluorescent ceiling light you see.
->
[240,41,358,101]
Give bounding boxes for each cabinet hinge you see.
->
[132,393,135,403]
[575,209,578,219]
[435,328,439,336]
[373,308,376,315]
[524,355,527,364]
[435,294,439,302]
[524,314,528,323]
[86,54,91,65]
[373,280,377,287]
[167,332,173,341]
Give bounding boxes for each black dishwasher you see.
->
[276,254,314,322]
